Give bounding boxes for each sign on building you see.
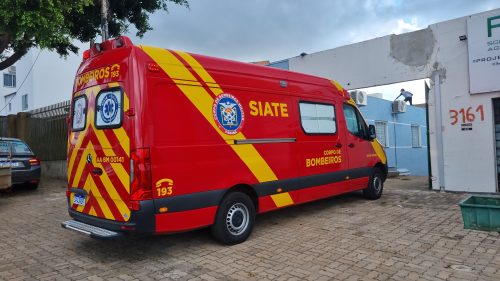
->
[468,10,500,94]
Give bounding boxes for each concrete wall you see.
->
[284,9,500,192]
[41,160,67,180]
[360,96,428,176]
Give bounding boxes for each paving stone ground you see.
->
[0,177,498,281]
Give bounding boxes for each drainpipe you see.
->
[433,72,445,191]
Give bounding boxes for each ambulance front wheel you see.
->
[211,192,256,245]
[363,168,384,200]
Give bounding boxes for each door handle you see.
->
[335,143,342,148]
[92,168,103,175]
[348,143,355,148]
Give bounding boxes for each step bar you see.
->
[61,220,122,239]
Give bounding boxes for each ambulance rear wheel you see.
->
[211,192,255,245]
[363,168,384,200]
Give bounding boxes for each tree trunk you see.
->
[0,48,28,71]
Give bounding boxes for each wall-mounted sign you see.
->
[468,10,500,94]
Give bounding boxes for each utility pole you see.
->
[101,0,109,42]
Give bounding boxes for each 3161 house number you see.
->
[449,105,484,125]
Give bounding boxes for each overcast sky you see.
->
[23,0,500,109]
[131,0,498,62]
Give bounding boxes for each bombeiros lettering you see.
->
[76,64,120,87]
[306,149,342,167]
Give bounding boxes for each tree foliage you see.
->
[0,0,188,70]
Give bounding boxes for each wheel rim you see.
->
[226,203,249,236]
[373,175,382,194]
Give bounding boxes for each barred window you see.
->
[375,121,388,147]
[411,124,421,147]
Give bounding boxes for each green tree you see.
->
[0,0,188,70]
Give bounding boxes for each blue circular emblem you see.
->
[100,93,119,124]
[212,94,245,135]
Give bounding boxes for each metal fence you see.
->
[0,101,70,161]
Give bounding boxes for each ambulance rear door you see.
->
[68,83,132,222]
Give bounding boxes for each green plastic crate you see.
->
[459,195,500,231]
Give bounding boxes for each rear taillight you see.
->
[29,157,40,166]
[129,148,152,209]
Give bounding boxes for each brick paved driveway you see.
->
[0,177,498,281]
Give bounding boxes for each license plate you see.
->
[73,194,86,206]
[0,162,22,168]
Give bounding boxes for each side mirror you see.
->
[368,124,376,141]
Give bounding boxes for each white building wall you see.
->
[0,50,35,115]
[32,49,81,109]
[1,43,84,116]
[287,9,500,193]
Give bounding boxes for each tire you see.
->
[27,182,39,190]
[363,168,384,200]
[211,192,256,245]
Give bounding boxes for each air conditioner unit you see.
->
[349,90,368,106]
[393,100,407,113]
[8,66,16,74]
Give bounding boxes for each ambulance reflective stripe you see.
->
[67,84,132,221]
[330,80,387,166]
[371,141,387,164]
[142,46,293,208]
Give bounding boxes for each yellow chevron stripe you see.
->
[89,176,116,220]
[73,175,92,212]
[175,51,224,96]
[93,160,130,220]
[90,120,129,192]
[371,141,387,164]
[67,87,97,179]
[270,192,294,208]
[71,142,94,188]
[89,206,96,217]
[331,80,344,91]
[142,47,289,206]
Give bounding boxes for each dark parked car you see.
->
[0,138,41,189]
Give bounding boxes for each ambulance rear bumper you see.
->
[65,200,155,236]
[61,220,122,239]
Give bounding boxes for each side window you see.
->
[299,102,336,134]
[343,104,368,138]
[72,95,87,131]
[95,88,123,129]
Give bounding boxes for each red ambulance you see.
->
[62,36,387,245]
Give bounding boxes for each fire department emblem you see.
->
[213,93,245,135]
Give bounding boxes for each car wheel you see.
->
[363,168,384,200]
[211,192,255,245]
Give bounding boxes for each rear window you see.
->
[72,95,87,131]
[0,140,32,155]
[95,88,123,129]
[12,141,32,154]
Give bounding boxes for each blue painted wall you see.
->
[360,96,429,176]
[267,62,428,175]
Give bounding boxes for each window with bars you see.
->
[411,124,421,147]
[374,121,388,147]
